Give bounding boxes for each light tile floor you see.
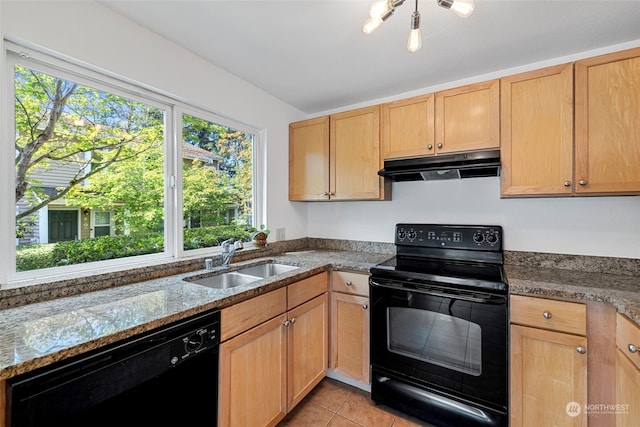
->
[278,378,435,427]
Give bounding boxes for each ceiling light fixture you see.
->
[363,0,475,52]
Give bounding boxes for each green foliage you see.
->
[15,226,253,271]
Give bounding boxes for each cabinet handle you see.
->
[543,311,552,319]
[346,281,352,287]
[578,180,587,186]
[290,318,296,324]
[362,304,368,310]
[283,320,290,327]
[437,143,443,149]
[576,346,586,354]
[427,144,433,150]
[629,344,638,354]
[563,181,571,187]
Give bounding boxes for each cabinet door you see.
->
[330,105,384,200]
[289,116,330,201]
[510,325,587,427]
[330,292,370,384]
[435,79,499,154]
[219,314,288,427]
[575,47,640,194]
[616,348,640,427]
[501,64,574,196]
[381,93,435,159]
[287,293,329,411]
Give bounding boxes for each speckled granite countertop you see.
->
[1,246,639,383]
[0,249,391,381]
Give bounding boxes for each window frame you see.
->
[2,41,263,286]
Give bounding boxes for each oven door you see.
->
[369,278,508,426]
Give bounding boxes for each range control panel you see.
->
[395,224,502,250]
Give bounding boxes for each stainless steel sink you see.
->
[234,263,299,278]
[186,262,299,290]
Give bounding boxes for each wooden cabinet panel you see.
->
[288,272,328,309]
[289,116,330,201]
[510,295,586,335]
[381,93,435,159]
[330,292,370,384]
[435,79,500,154]
[510,324,587,427]
[616,347,640,426]
[330,105,384,200]
[575,47,640,194]
[287,293,329,410]
[220,287,287,341]
[219,313,288,427]
[331,270,369,296]
[617,313,640,371]
[501,64,574,196]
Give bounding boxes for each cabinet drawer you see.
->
[510,295,586,335]
[288,272,329,309]
[331,271,369,297]
[221,287,287,341]
[617,313,640,370]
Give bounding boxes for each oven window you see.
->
[387,307,482,376]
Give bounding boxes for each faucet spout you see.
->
[221,238,236,267]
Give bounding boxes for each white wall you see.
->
[3,1,640,260]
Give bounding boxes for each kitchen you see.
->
[2,1,640,427]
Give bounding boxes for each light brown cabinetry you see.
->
[615,313,640,426]
[329,271,370,385]
[575,47,640,195]
[381,93,435,159]
[435,79,500,154]
[501,63,574,196]
[510,295,588,427]
[502,47,640,197]
[289,105,386,201]
[219,273,329,427]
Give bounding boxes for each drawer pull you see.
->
[346,281,352,287]
[543,311,552,319]
[629,344,638,354]
[576,346,586,355]
[362,304,368,310]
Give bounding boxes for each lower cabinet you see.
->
[615,313,640,427]
[510,295,588,427]
[329,271,370,385]
[219,273,329,427]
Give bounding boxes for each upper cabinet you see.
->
[575,48,640,195]
[501,63,574,196]
[381,93,435,159]
[289,105,387,201]
[435,79,500,154]
[502,48,640,197]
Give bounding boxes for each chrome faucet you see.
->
[221,238,236,267]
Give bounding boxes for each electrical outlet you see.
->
[276,228,286,241]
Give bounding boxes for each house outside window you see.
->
[7,43,260,282]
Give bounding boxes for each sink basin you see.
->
[235,263,299,278]
[187,262,299,290]
[190,272,260,289]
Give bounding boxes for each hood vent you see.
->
[378,149,501,182]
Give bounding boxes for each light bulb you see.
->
[407,28,422,52]
[363,16,383,34]
[369,0,389,19]
[407,10,422,52]
[450,0,474,18]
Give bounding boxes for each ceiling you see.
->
[99,0,640,115]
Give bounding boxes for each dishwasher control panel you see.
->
[168,311,219,366]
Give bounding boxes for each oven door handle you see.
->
[370,280,502,304]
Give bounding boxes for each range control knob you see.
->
[397,229,406,240]
[487,233,498,244]
[407,229,417,241]
[473,232,485,243]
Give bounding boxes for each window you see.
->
[7,44,259,281]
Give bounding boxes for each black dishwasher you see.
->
[7,308,220,427]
